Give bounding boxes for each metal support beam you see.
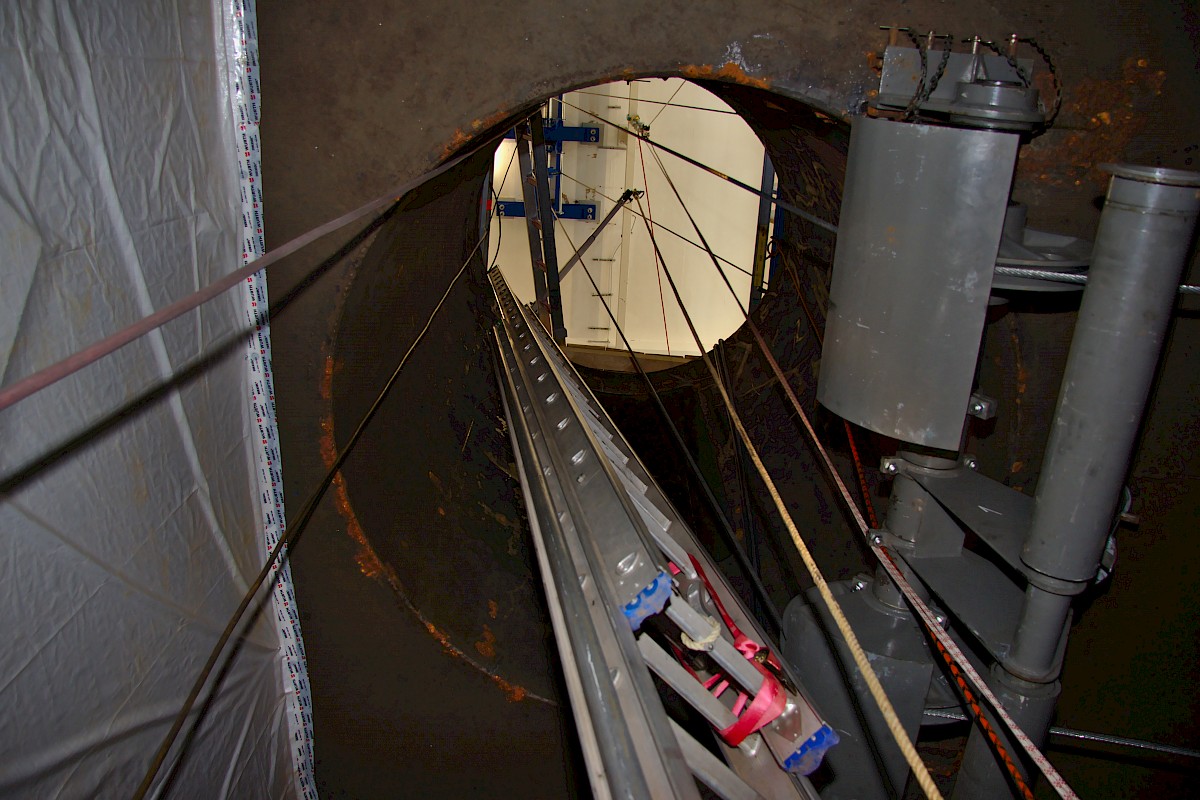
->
[749,153,775,310]
[503,119,600,144]
[514,121,549,325]
[955,164,1200,799]
[530,114,567,343]
[495,199,596,220]
[559,189,639,281]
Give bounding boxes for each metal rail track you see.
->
[490,267,833,800]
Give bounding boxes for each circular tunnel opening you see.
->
[324,73,865,696]
[319,74,876,796]
[488,78,765,363]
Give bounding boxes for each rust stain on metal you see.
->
[440,129,474,160]
[440,109,513,160]
[680,61,771,89]
[319,356,388,582]
[1019,57,1168,190]
[423,621,528,703]
[1006,318,1027,484]
[317,353,539,704]
[474,624,497,659]
[471,109,511,132]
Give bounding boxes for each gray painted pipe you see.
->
[1022,165,1200,589]
[958,165,1200,800]
[953,667,1059,800]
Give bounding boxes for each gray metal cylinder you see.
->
[953,667,1059,800]
[1006,585,1071,682]
[817,117,1019,451]
[1022,165,1200,585]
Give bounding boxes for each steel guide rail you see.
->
[490,268,830,799]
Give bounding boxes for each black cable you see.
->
[488,146,517,271]
[559,98,839,236]
[647,144,883,555]
[571,89,738,115]
[556,170,753,278]
[133,208,493,800]
[489,186,503,269]
[645,147,748,316]
[714,343,767,624]
[564,212,785,635]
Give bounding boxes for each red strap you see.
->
[679,555,788,745]
[688,554,782,671]
[719,660,787,745]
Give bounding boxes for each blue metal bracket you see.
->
[504,119,599,144]
[496,200,597,220]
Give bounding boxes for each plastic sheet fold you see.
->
[0,1,312,796]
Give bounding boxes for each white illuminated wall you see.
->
[489,79,763,357]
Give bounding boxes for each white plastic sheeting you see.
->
[0,1,313,797]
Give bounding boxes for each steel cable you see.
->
[631,193,947,799]
[645,80,686,128]
[132,212,492,800]
[996,264,1200,294]
[557,170,752,278]
[550,206,785,635]
[572,89,738,115]
[559,99,839,235]
[636,137,673,355]
[647,146,1079,800]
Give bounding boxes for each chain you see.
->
[1020,36,1063,126]
[921,34,954,103]
[979,39,1031,86]
[880,26,928,120]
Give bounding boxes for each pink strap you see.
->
[673,556,788,745]
[718,660,787,746]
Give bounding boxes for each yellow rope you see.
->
[631,195,943,799]
[714,378,944,800]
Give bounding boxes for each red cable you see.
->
[844,419,880,529]
[932,636,1036,800]
[794,287,880,528]
[637,137,671,356]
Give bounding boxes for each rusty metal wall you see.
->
[258,2,1199,796]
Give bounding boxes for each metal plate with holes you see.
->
[491,268,823,800]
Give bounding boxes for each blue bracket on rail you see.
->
[504,118,600,144]
[622,570,672,631]
[495,199,597,220]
